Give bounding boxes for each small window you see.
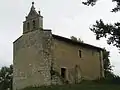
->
[61,68,66,79]
[27,22,30,30]
[33,20,36,29]
[92,51,94,56]
[79,50,82,58]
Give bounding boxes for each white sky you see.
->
[0,0,120,75]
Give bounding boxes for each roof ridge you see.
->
[52,34,103,50]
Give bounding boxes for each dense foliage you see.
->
[70,36,84,43]
[82,0,120,50]
[0,65,13,90]
[102,49,113,77]
[82,0,120,12]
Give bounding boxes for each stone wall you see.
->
[13,29,104,90]
[13,29,52,90]
[52,38,102,83]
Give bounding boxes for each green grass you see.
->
[22,83,120,90]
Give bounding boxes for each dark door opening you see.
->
[61,68,66,79]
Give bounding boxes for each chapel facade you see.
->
[13,2,104,90]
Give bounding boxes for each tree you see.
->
[78,38,84,43]
[82,0,120,12]
[70,36,84,43]
[82,0,120,50]
[0,65,13,90]
[70,36,78,41]
[102,49,113,78]
[101,49,120,83]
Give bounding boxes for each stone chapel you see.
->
[13,2,104,90]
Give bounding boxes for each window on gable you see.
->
[33,20,36,29]
[78,50,82,58]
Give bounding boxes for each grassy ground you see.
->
[22,82,120,90]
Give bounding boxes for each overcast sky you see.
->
[0,0,120,75]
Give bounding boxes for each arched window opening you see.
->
[33,20,36,29]
[78,50,82,58]
[27,22,30,30]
